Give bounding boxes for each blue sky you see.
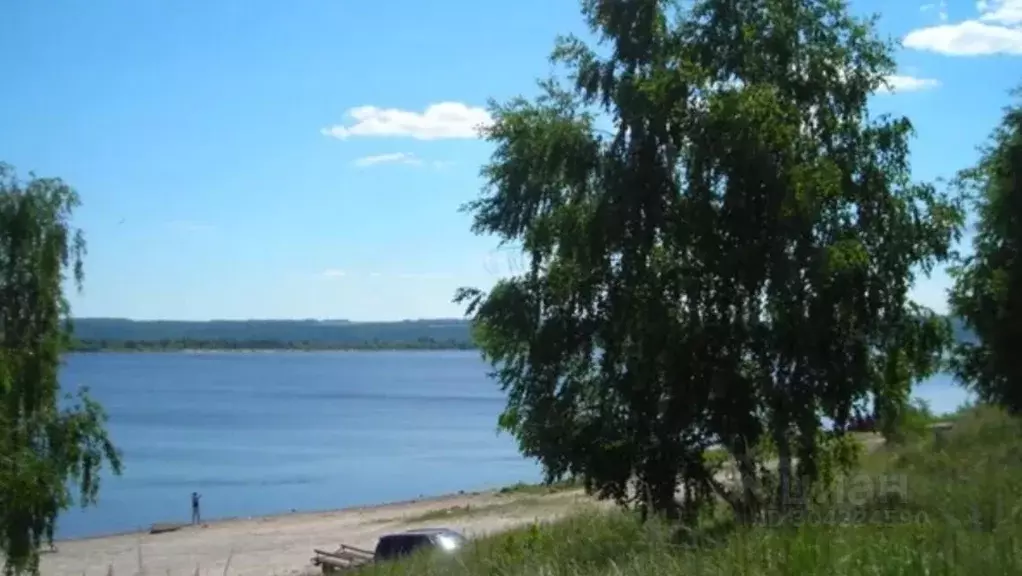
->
[0,0,1019,321]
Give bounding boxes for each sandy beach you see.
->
[40,487,600,576]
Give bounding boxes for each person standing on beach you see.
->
[191,492,202,525]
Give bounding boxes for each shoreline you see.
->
[58,436,893,544]
[41,482,594,576]
[41,440,890,575]
[57,486,502,544]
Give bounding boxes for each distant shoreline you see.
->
[67,347,477,354]
[66,341,478,353]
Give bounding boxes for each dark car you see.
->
[372,528,467,561]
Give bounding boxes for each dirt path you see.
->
[40,489,599,576]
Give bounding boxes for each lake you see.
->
[56,351,970,540]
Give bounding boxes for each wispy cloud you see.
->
[920,0,949,22]
[905,0,1022,55]
[322,269,347,278]
[877,74,942,94]
[321,102,493,140]
[353,152,424,168]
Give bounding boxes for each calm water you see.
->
[55,351,970,540]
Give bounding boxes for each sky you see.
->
[0,0,1019,322]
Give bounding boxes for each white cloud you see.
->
[905,0,1022,55]
[321,102,493,140]
[353,152,424,168]
[877,74,942,94]
[981,0,1022,24]
[322,269,347,278]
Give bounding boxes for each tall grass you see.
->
[356,405,1022,575]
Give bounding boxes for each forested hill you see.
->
[67,316,976,352]
[68,318,475,351]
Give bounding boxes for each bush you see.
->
[887,397,938,444]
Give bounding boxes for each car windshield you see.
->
[434,533,465,551]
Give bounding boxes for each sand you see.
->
[40,488,599,576]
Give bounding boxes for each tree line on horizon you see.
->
[64,316,975,352]
[66,336,478,352]
[66,317,476,350]
[2,0,1020,573]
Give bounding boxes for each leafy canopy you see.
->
[0,163,121,575]
[457,0,962,522]
[949,89,1022,413]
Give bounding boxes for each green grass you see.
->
[354,405,1022,575]
[401,497,555,523]
[365,480,584,525]
[497,478,584,496]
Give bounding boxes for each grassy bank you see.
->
[355,405,1022,575]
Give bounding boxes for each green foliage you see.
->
[498,477,584,495]
[0,164,122,575]
[353,406,1022,576]
[949,88,1022,414]
[882,397,937,444]
[455,0,962,524]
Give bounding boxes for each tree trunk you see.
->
[773,416,793,517]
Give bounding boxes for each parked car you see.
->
[312,528,468,573]
[373,528,467,561]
